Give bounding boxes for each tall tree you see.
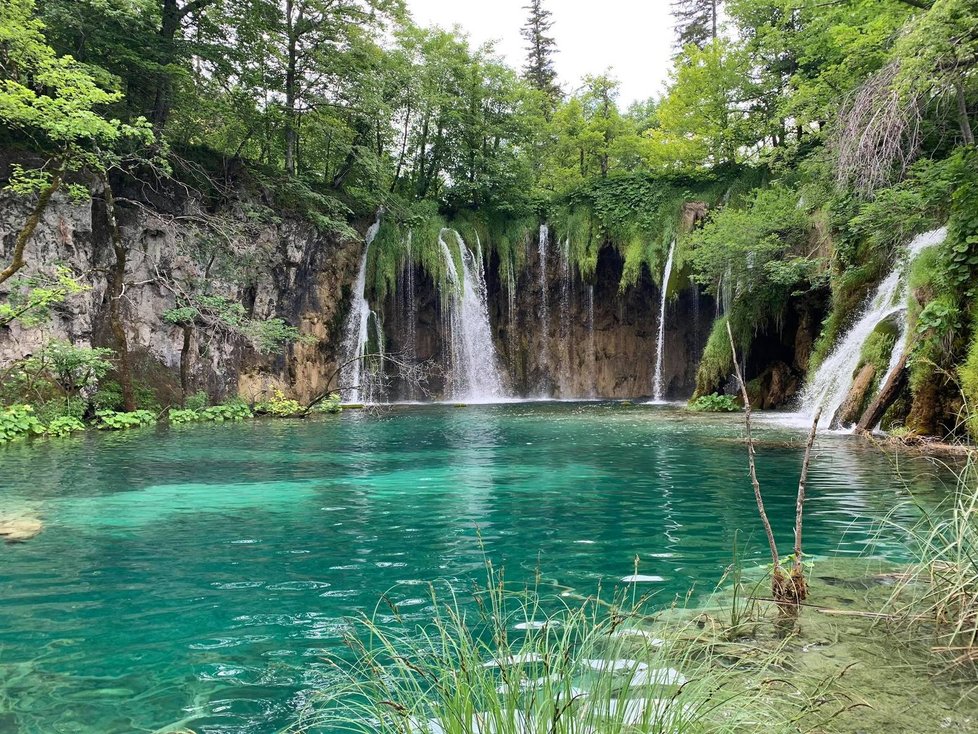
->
[520,0,560,102]
[672,0,721,50]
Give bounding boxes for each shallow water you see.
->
[0,403,951,733]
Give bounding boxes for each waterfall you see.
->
[587,283,597,397]
[438,229,506,402]
[651,239,678,402]
[339,214,383,403]
[798,227,947,427]
[402,232,418,400]
[558,237,572,392]
[538,224,551,381]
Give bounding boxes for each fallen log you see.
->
[856,350,910,434]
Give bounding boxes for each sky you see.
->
[403,0,677,106]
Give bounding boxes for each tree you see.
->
[0,0,151,286]
[521,0,560,103]
[646,40,746,169]
[672,0,721,50]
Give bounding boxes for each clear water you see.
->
[0,403,948,733]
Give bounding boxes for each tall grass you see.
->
[286,565,799,734]
[887,453,978,668]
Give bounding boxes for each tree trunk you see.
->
[0,173,62,286]
[103,180,137,412]
[284,0,299,176]
[180,323,193,398]
[955,80,975,146]
[856,350,910,433]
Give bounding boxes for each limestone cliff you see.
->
[0,169,363,404]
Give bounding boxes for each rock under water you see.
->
[0,516,43,543]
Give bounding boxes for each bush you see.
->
[200,401,253,422]
[92,382,125,412]
[96,410,157,430]
[184,390,209,411]
[688,392,740,412]
[33,398,86,425]
[0,405,45,443]
[310,393,343,415]
[255,389,304,417]
[169,409,202,424]
[44,415,85,438]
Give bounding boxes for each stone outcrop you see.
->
[0,166,362,404]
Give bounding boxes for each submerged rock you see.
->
[0,516,43,543]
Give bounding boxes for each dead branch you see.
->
[832,61,922,195]
[726,321,781,574]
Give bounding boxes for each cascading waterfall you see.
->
[558,237,573,391]
[438,229,506,402]
[401,232,419,400]
[651,238,678,402]
[538,224,551,377]
[587,283,597,397]
[339,214,383,403]
[798,227,948,427]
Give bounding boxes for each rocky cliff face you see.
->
[4,182,806,406]
[376,232,715,401]
[0,172,362,405]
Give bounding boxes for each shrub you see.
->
[689,392,740,412]
[169,409,202,424]
[255,389,303,417]
[21,341,115,398]
[33,397,86,425]
[44,415,85,438]
[0,405,45,443]
[96,410,157,430]
[184,390,209,411]
[200,401,253,422]
[310,393,343,415]
[92,382,125,412]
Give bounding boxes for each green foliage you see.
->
[200,401,253,422]
[91,381,124,412]
[960,323,978,441]
[255,389,304,417]
[169,409,202,425]
[0,267,88,327]
[688,392,740,412]
[19,341,114,398]
[95,409,156,430]
[858,323,899,390]
[164,295,312,354]
[184,391,210,411]
[44,415,84,438]
[0,404,45,443]
[694,316,734,398]
[312,393,343,415]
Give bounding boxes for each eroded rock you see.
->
[0,516,43,543]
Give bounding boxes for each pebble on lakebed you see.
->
[0,516,43,543]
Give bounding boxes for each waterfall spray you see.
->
[798,227,947,428]
[652,239,678,402]
[438,229,506,402]
[339,213,383,403]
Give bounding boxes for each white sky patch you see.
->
[404,0,677,106]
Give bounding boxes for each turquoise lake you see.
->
[0,403,950,733]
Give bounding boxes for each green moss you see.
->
[694,316,734,398]
[857,321,899,393]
